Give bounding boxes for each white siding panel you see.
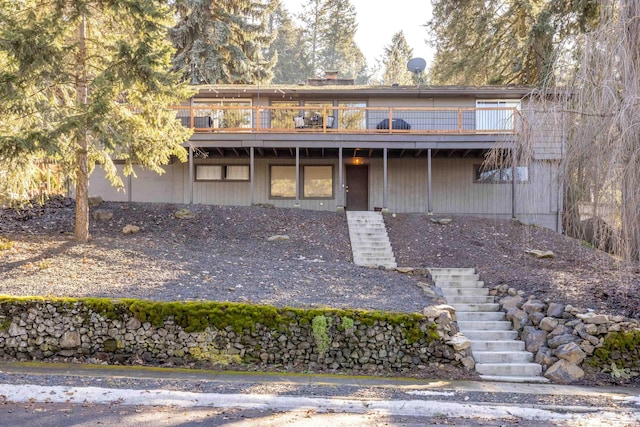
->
[89,165,129,202]
[130,165,175,203]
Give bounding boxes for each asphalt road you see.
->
[1,362,639,426]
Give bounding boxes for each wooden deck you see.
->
[172,105,521,135]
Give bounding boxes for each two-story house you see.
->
[90,77,563,232]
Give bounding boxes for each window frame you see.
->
[195,164,251,182]
[303,165,334,199]
[473,164,530,184]
[269,165,297,199]
[269,164,335,199]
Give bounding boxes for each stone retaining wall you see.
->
[0,298,470,373]
[491,285,640,383]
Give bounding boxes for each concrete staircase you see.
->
[430,268,548,383]
[346,211,397,269]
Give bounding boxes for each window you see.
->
[270,165,334,198]
[476,100,520,131]
[270,165,296,198]
[196,165,250,181]
[474,165,529,183]
[303,166,333,198]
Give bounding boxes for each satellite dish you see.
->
[407,57,427,74]
[407,57,427,88]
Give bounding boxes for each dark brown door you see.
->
[345,165,369,211]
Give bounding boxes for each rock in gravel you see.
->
[267,234,290,241]
[525,249,555,258]
[92,209,113,221]
[544,359,584,384]
[122,224,140,235]
[430,218,452,225]
[88,195,103,208]
[174,208,194,219]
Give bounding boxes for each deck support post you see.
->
[383,147,388,212]
[338,147,344,210]
[511,147,516,219]
[295,146,300,207]
[427,148,433,214]
[188,145,194,205]
[249,147,255,206]
[127,174,132,203]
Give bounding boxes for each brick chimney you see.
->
[325,70,338,80]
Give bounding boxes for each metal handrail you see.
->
[169,105,521,135]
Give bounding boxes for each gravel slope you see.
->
[0,199,431,313]
[1,198,638,319]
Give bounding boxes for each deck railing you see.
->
[170,105,520,135]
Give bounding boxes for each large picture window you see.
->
[303,166,333,198]
[270,165,296,198]
[270,165,334,199]
[474,165,529,183]
[196,165,250,181]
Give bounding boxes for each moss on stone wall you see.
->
[589,330,640,368]
[0,296,441,344]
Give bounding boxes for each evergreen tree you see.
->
[298,0,329,78]
[0,0,193,242]
[428,0,599,85]
[381,31,414,85]
[170,0,277,84]
[299,0,367,81]
[267,4,307,84]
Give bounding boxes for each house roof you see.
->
[192,84,536,100]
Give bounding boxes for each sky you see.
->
[281,0,434,71]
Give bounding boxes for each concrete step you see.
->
[463,330,519,341]
[470,340,525,352]
[431,273,480,281]
[445,295,495,304]
[473,351,533,364]
[435,280,486,288]
[457,320,512,331]
[440,287,489,297]
[347,211,396,269]
[450,303,500,312]
[428,268,476,275]
[479,375,550,384]
[475,363,542,377]
[353,260,397,266]
[456,311,506,321]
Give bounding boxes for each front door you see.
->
[345,165,369,211]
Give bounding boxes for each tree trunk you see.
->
[74,14,90,243]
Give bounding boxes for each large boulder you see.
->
[446,334,471,351]
[92,209,113,221]
[524,328,548,353]
[547,303,566,318]
[535,347,557,369]
[555,342,586,365]
[548,333,581,349]
[544,359,585,384]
